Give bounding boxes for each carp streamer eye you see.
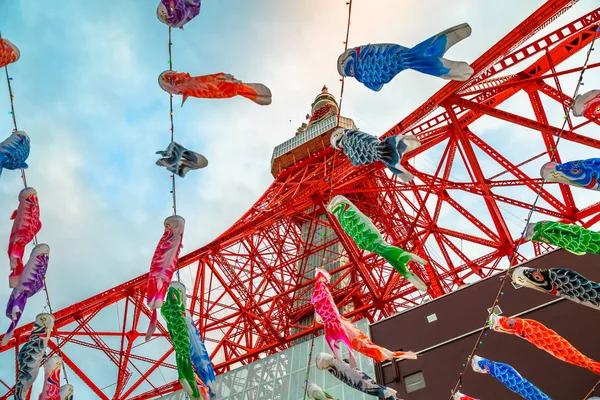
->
[506,319,516,328]
[532,271,544,282]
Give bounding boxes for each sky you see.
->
[0,0,599,398]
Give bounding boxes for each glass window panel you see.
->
[405,371,426,393]
[276,352,291,378]
[245,387,258,400]
[190,323,375,399]
[246,360,262,389]
[261,354,278,381]
[291,341,308,372]
[273,378,289,400]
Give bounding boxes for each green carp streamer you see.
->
[526,221,600,255]
[161,281,201,399]
[327,195,427,291]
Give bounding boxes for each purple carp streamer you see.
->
[2,244,50,345]
[157,0,201,29]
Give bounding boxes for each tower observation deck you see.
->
[271,86,356,177]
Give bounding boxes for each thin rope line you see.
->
[41,282,70,383]
[449,23,599,399]
[2,37,28,190]
[4,67,18,129]
[4,65,31,207]
[301,320,318,400]
[302,3,354,399]
[168,27,178,217]
[328,0,352,198]
[583,379,600,399]
[167,27,181,282]
[336,0,352,123]
[4,49,69,383]
[301,222,330,400]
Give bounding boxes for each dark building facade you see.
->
[370,249,600,399]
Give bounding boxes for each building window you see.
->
[487,305,502,315]
[404,371,426,393]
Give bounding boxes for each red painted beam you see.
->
[383,0,579,137]
[453,96,600,150]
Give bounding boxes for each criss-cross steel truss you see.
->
[1,1,599,399]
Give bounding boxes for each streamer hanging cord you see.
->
[449,24,599,400]
[302,2,353,398]
[4,39,69,385]
[167,27,181,282]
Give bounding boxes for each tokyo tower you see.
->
[1,1,600,398]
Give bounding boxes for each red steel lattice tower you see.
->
[1,1,600,398]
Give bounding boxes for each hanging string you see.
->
[167,27,181,282]
[4,47,69,384]
[302,3,354,399]
[301,320,318,400]
[41,282,70,383]
[327,152,337,199]
[584,379,600,400]
[168,27,177,217]
[300,220,336,400]
[328,0,353,198]
[301,221,331,400]
[336,0,352,124]
[449,24,599,399]
[4,64,28,192]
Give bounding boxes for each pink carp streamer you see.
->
[38,356,62,400]
[145,215,185,341]
[311,268,357,368]
[8,187,42,288]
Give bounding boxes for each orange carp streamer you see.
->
[490,315,600,375]
[340,317,417,363]
[158,71,272,106]
[0,38,20,69]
